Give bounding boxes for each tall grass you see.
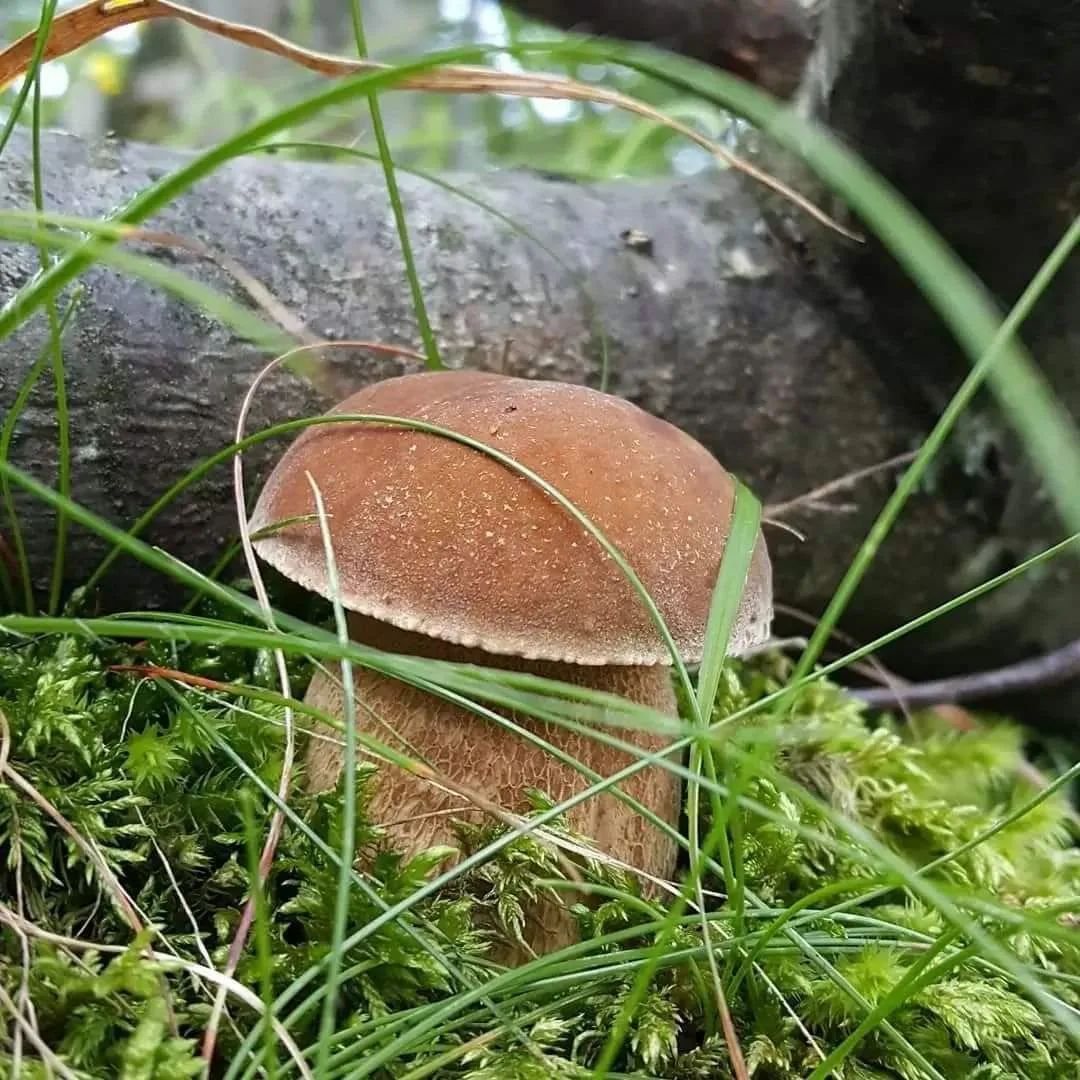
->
[0,5,1078,1079]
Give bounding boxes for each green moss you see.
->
[0,633,1076,1078]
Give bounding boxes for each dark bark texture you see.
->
[789,0,1080,714]
[507,0,816,97]
[2,0,1079,721]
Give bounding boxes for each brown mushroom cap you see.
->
[249,370,772,665]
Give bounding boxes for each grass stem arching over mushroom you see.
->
[248,370,772,954]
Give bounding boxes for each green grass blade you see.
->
[0,289,82,614]
[160,682,539,1080]
[806,938,972,1080]
[754,756,1080,1048]
[0,212,293,353]
[347,0,442,371]
[0,0,58,160]
[556,41,1080,526]
[307,480,360,1076]
[590,808,734,1077]
[29,68,70,618]
[566,46,1080,687]
[240,790,279,1080]
[251,140,612,389]
[787,208,1080,691]
[0,50,500,345]
[695,482,761,722]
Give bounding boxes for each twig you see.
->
[853,642,1080,823]
[771,609,1080,808]
[761,517,806,542]
[770,603,913,723]
[127,229,320,347]
[138,809,217,973]
[766,451,919,519]
[136,807,251,1047]
[853,638,1080,710]
[741,632,905,700]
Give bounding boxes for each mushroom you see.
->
[248,370,772,954]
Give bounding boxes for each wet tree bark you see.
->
[1,0,1078,721]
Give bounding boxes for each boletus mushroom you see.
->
[249,370,772,954]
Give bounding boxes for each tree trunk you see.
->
[1,0,1077,722]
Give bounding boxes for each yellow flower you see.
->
[87,53,123,97]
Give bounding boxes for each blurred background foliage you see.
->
[1,0,732,179]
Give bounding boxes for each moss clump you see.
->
[0,633,1077,1078]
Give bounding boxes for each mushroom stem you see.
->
[303,614,682,955]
